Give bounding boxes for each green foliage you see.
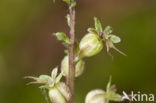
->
[105,78,122,103]
[108,35,121,43]
[55,72,63,83]
[94,17,103,33]
[25,67,63,89]
[51,67,58,81]
[39,75,52,83]
[54,32,70,45]
[106,76,112,93]
[103,26,113,35]
[106,91,122,102]
[91,18,125,56]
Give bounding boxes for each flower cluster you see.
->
[77,17,126,61]
[25,67,71,103]
[85,78,123,103]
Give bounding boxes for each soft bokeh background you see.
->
[0,0,156,103]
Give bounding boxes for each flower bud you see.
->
[85,89,106,103]
[49,87,66,103]
[61,55,85,77]
[79,33,103,58]
[49,82,71,103]
[56,82,71,101]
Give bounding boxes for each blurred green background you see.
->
[0,0,156,103]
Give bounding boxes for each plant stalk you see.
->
[67,1,76,103]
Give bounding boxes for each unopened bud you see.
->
[85,89,106,103]
[49,82,71,103]
[61,55,85,77]
[79,33,103,59]
[56,82,71,101]
[49,88,66,103]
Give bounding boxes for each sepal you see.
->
[25,67,63,88]
[108,35,121,43]
[94,17,103,33]
[103,26,113,36]
[85,78,123,103]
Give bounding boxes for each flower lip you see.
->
[100,34,103,39]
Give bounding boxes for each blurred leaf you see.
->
[107,91,122,102]
[54,32,70,45]
[104,26,113,35]
[106,76,112,93]
[94,17,103,33]
[105,77,122,102]
[39,75,52,83]
[108,35,121,43]
[51,67,58,81]
[56,72,63,83]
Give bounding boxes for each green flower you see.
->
[61,55,85,77]
[79,33,103,59]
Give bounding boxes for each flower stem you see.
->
[67,1,76,103]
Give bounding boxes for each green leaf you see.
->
[105,77,122,102]
[108,35,121,43]
[55,72,63,83]
[55,32,66,41]
[106,76,112,93]
[51,67,58,81]
[107,91,122,102]
[54,32,70,45]
[94,17,103,33]
[104,26,113,35]
[66,14,70,26]
[39,75,52,83]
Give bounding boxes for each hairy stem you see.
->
[67,1,76,103]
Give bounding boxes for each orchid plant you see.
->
[26,0,127,103]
